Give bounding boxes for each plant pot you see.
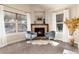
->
[69,35,74,46]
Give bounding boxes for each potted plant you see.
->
[64,17,79,46]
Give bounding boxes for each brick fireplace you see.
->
[31,24,49,37]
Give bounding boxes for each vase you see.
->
[68,32,74,46]
[43,18,45,24]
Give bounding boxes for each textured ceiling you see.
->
[4,4,75,11]
[29,4,74,11]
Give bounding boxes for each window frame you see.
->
[56,13,64,32]
[4,10,27,34]
[17,14,27,32]
[4,10,17,33]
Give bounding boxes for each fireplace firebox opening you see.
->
[35,28,45,37]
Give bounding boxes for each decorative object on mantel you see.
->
[43,18,45,24]
[37,17,42,21]
[64,17,79,46]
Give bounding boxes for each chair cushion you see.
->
[45,31,55,39]
[25,31,37,39]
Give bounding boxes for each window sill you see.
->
[6,32,25,36]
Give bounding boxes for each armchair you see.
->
[25,31,37,41]
[45,31,55,40]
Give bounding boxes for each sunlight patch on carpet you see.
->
[50,41,59,46]
[26,40,59,46]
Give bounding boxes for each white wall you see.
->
[0,5,7,47]
[47,12,53,31]
[69,5,79,18]
[63,10,69,42]
[6,32,26,45]
[27,13,31,31]
[52,13,56,31]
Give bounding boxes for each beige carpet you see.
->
[26,40,59,46]
[0,40,78,53]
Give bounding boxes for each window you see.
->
[4,11,16,33]
[56,14,63,32]
[4,11,27,33]
[17,14,27,32]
